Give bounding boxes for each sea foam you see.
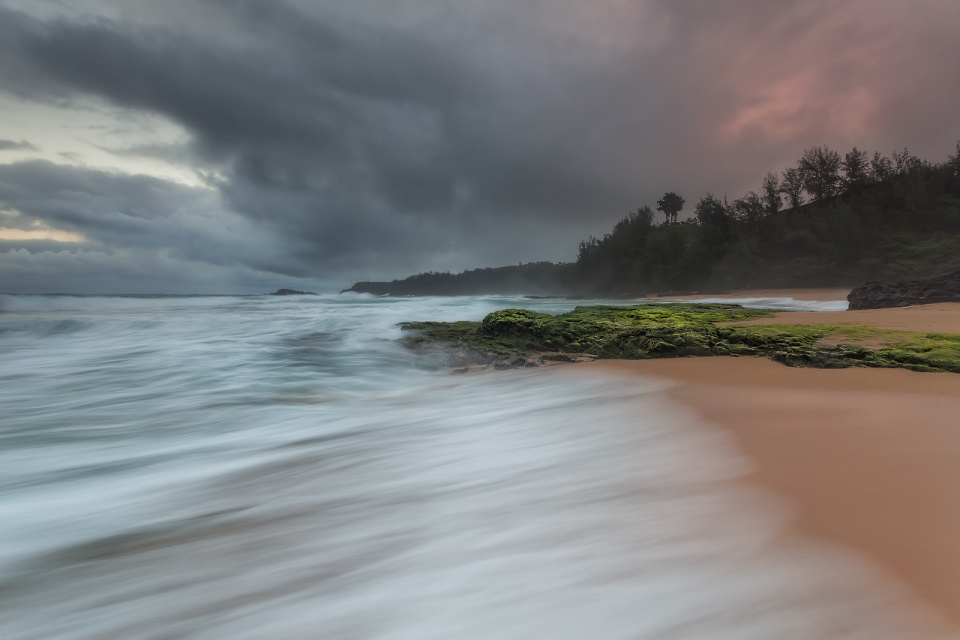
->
[0,293,949,639]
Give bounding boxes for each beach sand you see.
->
[653,287,852,301]
[726,301,960,334]
[582,301,960,630]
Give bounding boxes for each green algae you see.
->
[400,303,960,373]
[725,324,960,372]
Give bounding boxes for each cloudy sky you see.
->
[1,0,958,293]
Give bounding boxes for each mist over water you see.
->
[0,293,948,638]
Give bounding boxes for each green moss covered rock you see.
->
[400,303,960,373]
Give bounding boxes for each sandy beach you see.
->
[653,287,853,302]
[584,298,960,630]
[726,301,960,334]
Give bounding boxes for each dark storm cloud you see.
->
[0,160,310,281]
[0,139,37,151]
[0,1,647,278]
[1,0,959,291]
[0,160,192,230]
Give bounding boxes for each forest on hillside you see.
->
[344,143,960,296]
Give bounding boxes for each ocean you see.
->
[0,292,947,639]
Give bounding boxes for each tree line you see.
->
[344,143,960,296]
[576,143,960,293]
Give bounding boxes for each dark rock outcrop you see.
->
[267,288,318,296]
[847,272,960,310]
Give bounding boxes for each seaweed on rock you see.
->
[400,303,960,373]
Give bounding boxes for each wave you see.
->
[4,293,946,638]
[1,367,949,638]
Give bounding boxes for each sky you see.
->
[1,0,959,293]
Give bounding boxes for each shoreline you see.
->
[584,357,960,630]
[723,301,960,334]
[650,287,852,302]
[419,293,960,629]
[580,311,960,632]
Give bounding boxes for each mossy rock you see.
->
[399,303,960,373]
[480,309,554,337]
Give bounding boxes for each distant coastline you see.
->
[343,144,960,298]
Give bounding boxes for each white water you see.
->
[0,293,951,638]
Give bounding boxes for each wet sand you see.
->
[582,302,960,630]
[653,287,852,301]
[727,301,960,334]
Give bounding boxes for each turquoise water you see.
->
[0,293,948,639]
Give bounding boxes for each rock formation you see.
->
[847,272,960,310]
[267,288,318,296]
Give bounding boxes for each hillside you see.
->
[342,144,960,296]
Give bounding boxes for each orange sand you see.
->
[728,301,960,334]
[580,303,960,628]
[652,287,851,301]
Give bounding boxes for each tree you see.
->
[892,147,921,174]
[871,152,893,182]
[947,142,960,194]
[694,193,729,226]
[779,167,804,209]
[761,171,781,215]
[627,205,654,226]
[732,191,764,226]
[656,192,685,224]
[948,141,960,177]
[694,193,733,250]
[577,235,602,264]
[841,147,870,190]
[798,146,842,201]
